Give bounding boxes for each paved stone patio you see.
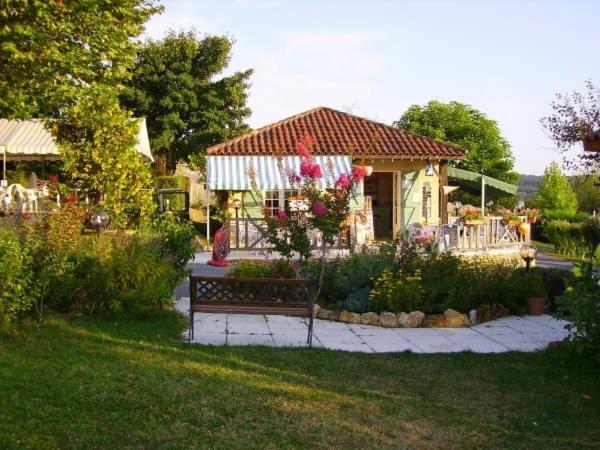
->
[174,297,571,353]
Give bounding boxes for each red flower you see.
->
[310,163,323,179]
[352,166,367,180]
[335,173,352,189]
[295,142,311,160]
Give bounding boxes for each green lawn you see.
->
[533,240,600,263]
[1,311,599,449]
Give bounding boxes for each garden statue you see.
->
[208,224,230,267]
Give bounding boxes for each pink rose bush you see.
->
[248,133,363,270]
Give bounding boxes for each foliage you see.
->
[57,233,178,314]
[1,206,194,318]
[540,79,600,174]
[369,268,424,313]
[0,0,161,119]
[121,30,252,172]
[138,214,196,276]
[581,216,600,255]
[20,204,87,317]
[544,220,589,258]
[338,288,371,314]
[535,162,578,213]
[249,134,366,304]
[571,174,600,213]
[557,262,600,354]
[54,85,155,227]
[0,228,33,329]
[394,100,518,184]
[228,260,296,279]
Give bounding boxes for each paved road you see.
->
[535,252,574,271]
[174,262,226,297]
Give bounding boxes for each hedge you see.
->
[545,217,600,258]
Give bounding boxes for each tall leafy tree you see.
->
[0,0,162,118]
[121,31,253,172]
[54,85,155,226]
[540,80,600,174]
[394,101,519,184]
[535,161,578,213]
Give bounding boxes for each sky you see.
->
[144,0,600,175]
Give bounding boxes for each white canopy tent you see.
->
[0,118,154,184]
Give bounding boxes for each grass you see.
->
[1,311,599,449]
[533,240,600,263]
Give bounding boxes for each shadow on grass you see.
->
[1,310,599,449]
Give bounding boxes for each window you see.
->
[264,190,280,216]
[422,182,432,218]
[263,189,296,216]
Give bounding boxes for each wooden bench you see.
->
[189,276,316,346]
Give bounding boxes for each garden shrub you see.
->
[138,214,196,276]
[544,220,589,257]
[534,210,589,242]
[0,228,33,329]
[370,268,424,313]
[557,262,600,354]
[338,287,371,313]
[581,216,600,255]
[228,259,296,279]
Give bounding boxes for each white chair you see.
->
[7,184,39,212]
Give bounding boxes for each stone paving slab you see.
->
[175,297,571,353]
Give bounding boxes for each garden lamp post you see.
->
[519,243,537,274]
[90,210,110,235]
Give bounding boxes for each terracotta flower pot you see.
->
[527,297,546,316]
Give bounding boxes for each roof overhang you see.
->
[447,167,517,198]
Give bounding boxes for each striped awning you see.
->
[0,118,153,161]
[206,155,352,190]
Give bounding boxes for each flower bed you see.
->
[227,239,563,326]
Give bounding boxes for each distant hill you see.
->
[518,174,543,199]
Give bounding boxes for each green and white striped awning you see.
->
[0,118,153,161]
[206,155,352,190]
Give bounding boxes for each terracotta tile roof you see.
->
[206,106,466,159]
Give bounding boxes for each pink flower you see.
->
[295,141,311,160]
[300,159,314,178]
[335,173,352,189]
[352,166,367,180]
[310,163,323,179]
[313,201,327,216]
[299,160,323,179]
[277,210,288,222]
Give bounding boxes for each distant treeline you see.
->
[518,174,543,199]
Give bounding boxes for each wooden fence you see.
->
[228,217,351,251]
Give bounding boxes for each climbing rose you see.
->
[313,201,327,216]
[295,142,311,160]
[335,173,352,189]
[352,166,367,180]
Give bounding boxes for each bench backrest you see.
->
[190,276,315,314]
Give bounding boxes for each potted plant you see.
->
[526,275,547,316]
[525,208,539,224]
[462,211,485,225]
[502,212,521,227]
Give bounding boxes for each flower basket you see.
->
[465,219,485,225]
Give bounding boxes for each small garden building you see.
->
[205,107,467,244]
